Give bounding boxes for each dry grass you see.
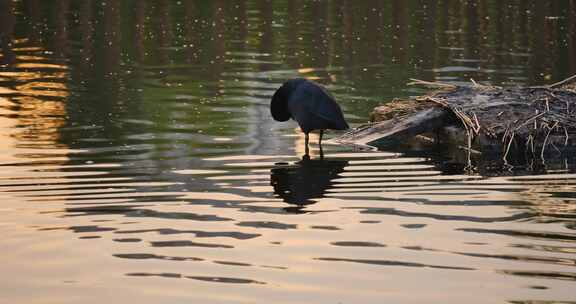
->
[408,75,576,161]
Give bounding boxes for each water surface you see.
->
[1,1,576,303]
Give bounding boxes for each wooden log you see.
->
[334,107,449,146]
[333,75,576,162]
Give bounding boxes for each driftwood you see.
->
[333,74,576,173]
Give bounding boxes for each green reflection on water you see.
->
[0,0,574,156]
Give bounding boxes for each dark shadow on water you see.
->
[375,135,576,177]
[270,155,348,213]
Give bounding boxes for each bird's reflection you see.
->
[270,155,348,213]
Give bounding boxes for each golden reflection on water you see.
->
[0,99,18,163]
[10,97,67,147]
[15,55,46,61]
[0,41,70,168]
[16,81,68,97]
[15,62,69,70]
[0,71,68,81]
[0,44,69,148]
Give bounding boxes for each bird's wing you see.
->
[301,84,349,130]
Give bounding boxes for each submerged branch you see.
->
[407,78,457,89]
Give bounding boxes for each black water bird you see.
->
[271,78,349,155]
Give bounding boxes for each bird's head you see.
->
[270,78,307,122]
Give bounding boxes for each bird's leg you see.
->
[304,132,310,156]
